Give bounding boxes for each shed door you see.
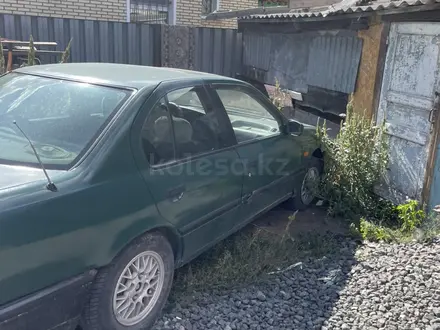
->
[377,22,440,203]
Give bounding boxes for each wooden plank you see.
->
[0,40,57,46]
[422,93,440,208]
[371,22,390,123]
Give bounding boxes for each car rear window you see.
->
[0,72,130,169]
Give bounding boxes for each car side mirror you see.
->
[286,120,304,136]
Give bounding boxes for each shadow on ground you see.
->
[156,206,359,330]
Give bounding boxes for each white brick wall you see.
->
[0,0,258,28]
[177,0,258,29]
[0,0,126,21]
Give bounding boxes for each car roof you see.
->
[14,63,239,89]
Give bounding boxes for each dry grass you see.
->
[170,214,343,298]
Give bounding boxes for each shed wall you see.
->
[242,29,362,95]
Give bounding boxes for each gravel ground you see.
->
[153,237,440,330]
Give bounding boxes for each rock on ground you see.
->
[153,238,440,330]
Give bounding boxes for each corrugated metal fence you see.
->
[307,35,363,94]
[0,13,242,77]
[242,30,362,94]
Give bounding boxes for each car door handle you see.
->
[168,185,185,202]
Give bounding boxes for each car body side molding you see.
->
[0,270,97,330]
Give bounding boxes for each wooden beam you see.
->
[371,21,390,124]
[378,2,440,17]
[1,49,64,55]
[422,92,440,209]
[239,17,368,33]
[380,8,440,22]
[0,40,58,47]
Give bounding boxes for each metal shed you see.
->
[205,0,440,209]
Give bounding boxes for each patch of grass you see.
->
[414,208,440,242]
[348,200,440,243]
[358,218,395,243]
[171,214,342,297]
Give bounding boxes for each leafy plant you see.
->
[27,35,36,66]
[270,78,290,111]
[397,199,425,233]
[359,218,393,242]
[316,98,389,218]
[60,38,72,64]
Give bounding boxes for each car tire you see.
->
[284,158,323,211]
[81,232,174,330]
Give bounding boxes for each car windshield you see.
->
[0,73,130,169]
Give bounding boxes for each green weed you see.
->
[316,98,389,219]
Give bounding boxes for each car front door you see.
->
[208,83,303,219]
[131,80,243,262]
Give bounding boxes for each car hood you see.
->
[0,164,64,191]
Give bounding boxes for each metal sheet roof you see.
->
[240,0,440,20]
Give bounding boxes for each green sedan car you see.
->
[0,63,322,330]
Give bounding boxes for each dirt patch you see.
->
[252,205,349,237]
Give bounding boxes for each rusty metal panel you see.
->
[376,22,440,204]
[307,35,363,94]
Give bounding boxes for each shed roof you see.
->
[204,0,440,22]
[241,0,440,20]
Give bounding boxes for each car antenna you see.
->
[13,120,58,192]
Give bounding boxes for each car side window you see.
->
[214,87,281,144]
[141,97,175,166]
[141,86,235,166]
[166,86,232,159]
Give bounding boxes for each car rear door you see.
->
[130,79,244,262]
[207,82,303,220]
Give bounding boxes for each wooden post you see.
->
[422,92,440,209]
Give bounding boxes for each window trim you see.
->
[140,83,238,171]
[202,0,220,15]
[208,82,287,146]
